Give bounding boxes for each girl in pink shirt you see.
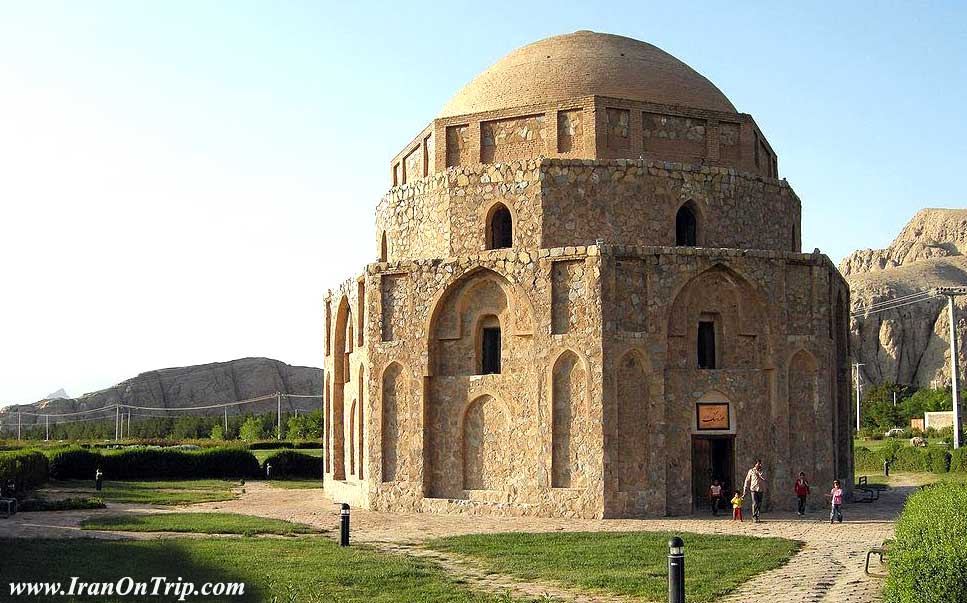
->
[825,479,844,524]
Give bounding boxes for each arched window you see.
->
[676,204,698,246]
[478,315,501,374]
[487,204,513,249]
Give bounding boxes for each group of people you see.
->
[707,460,846,524]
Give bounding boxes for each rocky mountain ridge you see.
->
[0,357,322,426]
[842,208,967,387]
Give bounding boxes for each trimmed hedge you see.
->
[886,482,967,602]
[927,448,951,474]
[0,450,48,492]
[48,447,260,480]
[950,448,967,472]
[47,448,100,480]
[892,447,929,472]
[854,446,881,472]
[262,450,322,479]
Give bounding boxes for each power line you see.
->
[852,293,943,318]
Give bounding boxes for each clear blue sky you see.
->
[1,1,964,404]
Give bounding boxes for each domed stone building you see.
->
[323,31,852,517]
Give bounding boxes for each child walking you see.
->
[794,472,810,516]
[825,480,844,524]
[730,490,744,521]
[709,479,723,516]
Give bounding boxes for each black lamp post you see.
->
[340,503,350,546]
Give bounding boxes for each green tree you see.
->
[239,417,266,441]
[210,423,225,440]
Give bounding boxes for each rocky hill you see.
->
[842,209,967,387]
[0,357,322,426]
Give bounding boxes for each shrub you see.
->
[248,440,294,450]
[47,448,101,480]
[101,447,260,480]
[854,446,881,473]
[0,450,49,492]
[927,447,951,474]
[293,441,323,450]
[20,497,105,512]
[239,418,267,442]
[950,448,967,472]
[48,446,260,481]
[892,447,928,472]
[885,482,967,602]
[210,424,225,441]
[262,450,322,479]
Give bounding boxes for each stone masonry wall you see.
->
[378,158,800,265]
[323,242,850,518]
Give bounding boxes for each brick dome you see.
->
[438,31,737,118]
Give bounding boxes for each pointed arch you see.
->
[348,399,357,477]
[357,365,365,480]
[427,267,534,377]
[330,296,350,480]
[667,264,770,370]
[789,350,819,479]
[486,202,513,249]
[675,201,699,246]
[552,349,589,488]
[381,362,405,482]
[616,350,650,492]
[379,231,388,262]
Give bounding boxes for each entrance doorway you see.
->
[691,435,735,512]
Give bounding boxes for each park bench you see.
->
[865,540,892,576]
[854,476,880,503]
[0,478,17,518]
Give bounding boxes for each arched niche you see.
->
[331,296,350,480]
[427,268,534,377]
[616,350,649,492]
[551,349,589,488]
[788,350,818,479]
[381,362,405,483]
[666,265,769,370]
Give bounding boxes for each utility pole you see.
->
[127,412,131,438]
[937,288,967,449]
[116,405,120,441]
[224,407,228,434]
[18,412,21,441]
[854,363,865,432]
[45,415,49,441]
[277,392,282,440]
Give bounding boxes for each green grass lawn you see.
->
[265,478,322,489]
[48,479,238,505]
[252,448,323,463]
[865,470,967,487]
[0,537,526,603]
[854,436,945,452]
[80,513,321,536]
[428,531,800,603]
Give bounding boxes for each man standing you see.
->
[742,459,767,523]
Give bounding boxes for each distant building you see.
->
[322,31,852,518]
[924,411,955,431]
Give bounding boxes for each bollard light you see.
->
[883,459,890,477]
[668,536,685,603]
[340,503,350,547]
[95,468,103,492]
[265,463,273,480]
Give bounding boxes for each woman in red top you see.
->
[794,472,810,516]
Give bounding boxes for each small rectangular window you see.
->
[698,321,716,369]
[481,327,501,374]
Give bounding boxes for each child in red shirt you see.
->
[794,472,810,516]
